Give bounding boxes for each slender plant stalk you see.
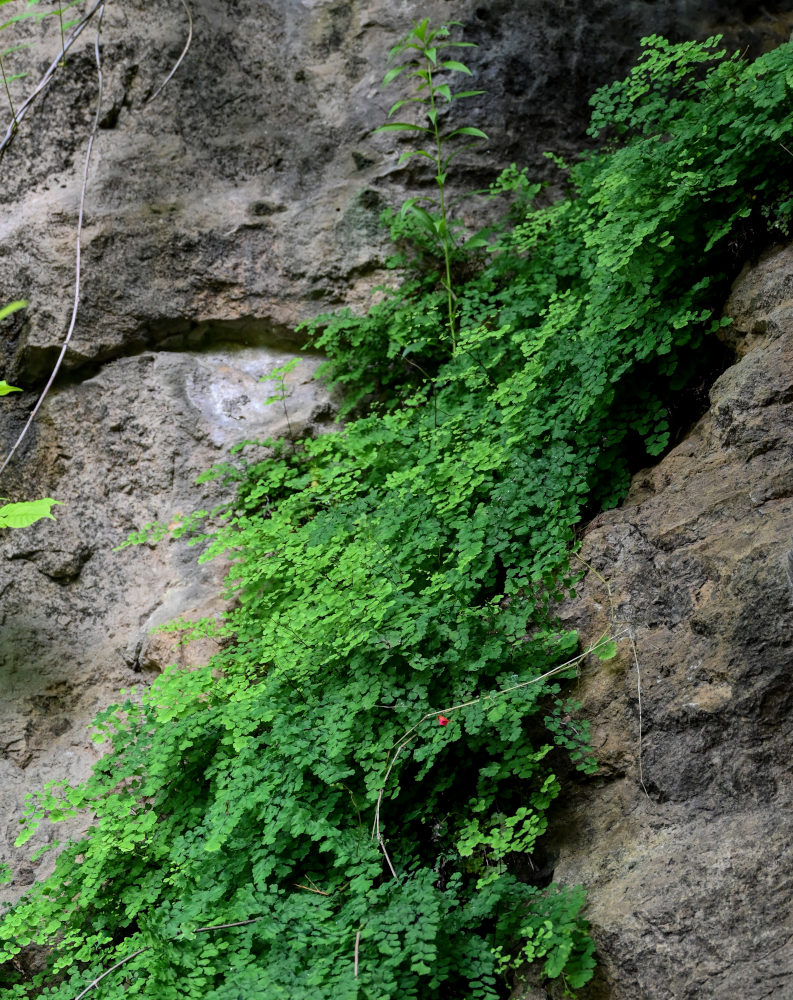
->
[146,0,193,105]
[426,60,457,347]
[376,20,487,352]
[0,52,17,128]
[56,3,66,65]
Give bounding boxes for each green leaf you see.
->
[441,60,472,75]
[0,381,21,395]
[0,299,27,322]
[0,498,62,529]
[397,149,436,166]
[387,97,419,116]
[447,126,488,140]
[374,122,431,133]
[382,66,404,87]
[594,640,618,661]
[408,205,440,236]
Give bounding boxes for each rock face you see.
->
[0,345,332,897]
[1,1,791,383]
[0,0,791,981]
[540,244,793,999]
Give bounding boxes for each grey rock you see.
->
[0,346,330,901]
[0,1,787,382]
[544,246,793,999]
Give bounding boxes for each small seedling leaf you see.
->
[0,300,27,322]
[594,640,618,661]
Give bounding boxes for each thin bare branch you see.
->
[72,918,263,999]
[0,0,105,161]
[145,0,192,105]
[628,630,650,798]
[0,2,104,480]
[294,883,331,896]
[370,630,628,875]
[73,947,149,1000]
[192,917,262,933]
[354,929,361,979]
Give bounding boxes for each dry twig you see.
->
[146,0,193,106]
[71,918,262,1000]
[0,2,105,479]
[0,0,105,161]
[572,551,649,797]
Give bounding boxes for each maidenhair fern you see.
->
[2,31,792,1000]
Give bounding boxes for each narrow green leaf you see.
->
[463,235,492,249]
[441,60,473,75]
[0,381,21,395]
[387,97,419,116]
[382,65,404,87]
[397,150,436,165]
[408,205,440,236]
[452,90,485,100]
[374,122,431,133]
[447,126,488,140]
[1,42,34,58]
[0,300,27,322]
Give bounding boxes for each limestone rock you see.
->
[0,1,789,383]
[0,346,331,901]
[543,244,793,999]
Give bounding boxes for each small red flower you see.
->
[437,715,450,726]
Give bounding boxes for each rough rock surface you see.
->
[0,0,791,982]
[1,0,790,383]
[0,345,332,899]
[531,244,793,999]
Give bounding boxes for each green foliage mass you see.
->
[374,17,489,345]
[2,33,793,1000]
